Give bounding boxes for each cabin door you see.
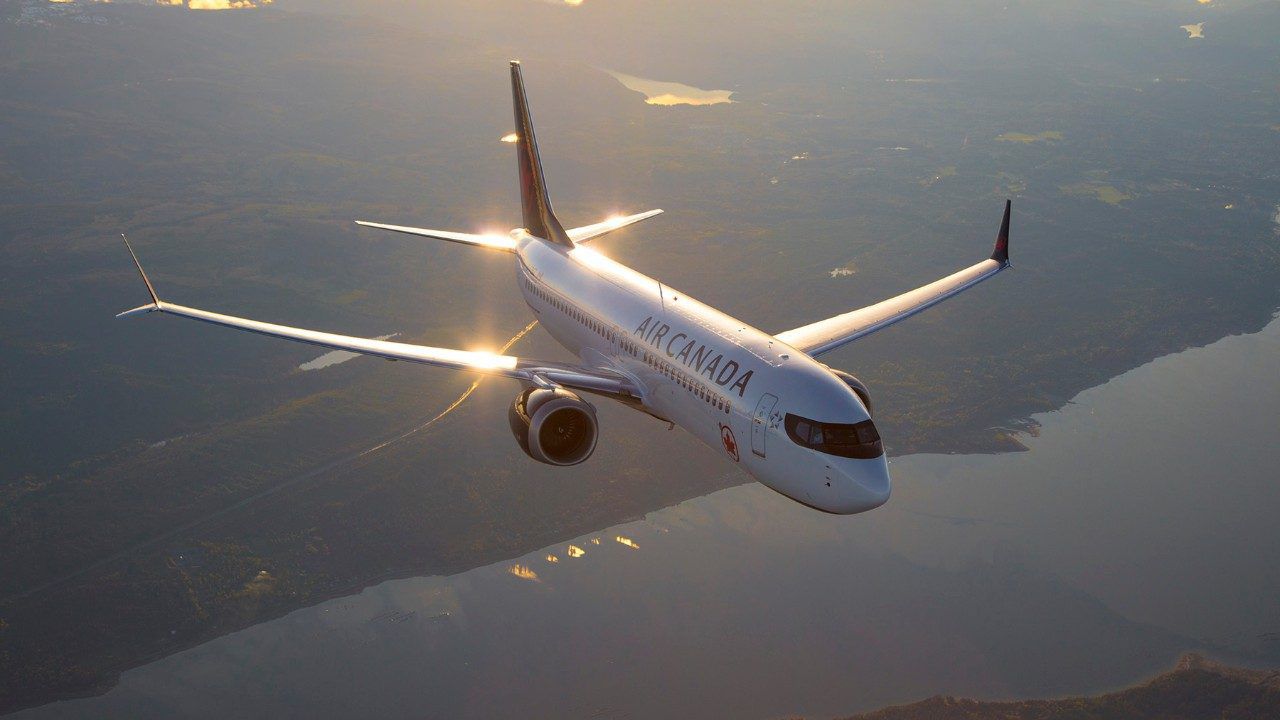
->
[751,393,778,458]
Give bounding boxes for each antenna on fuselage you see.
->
[509,61,572,248]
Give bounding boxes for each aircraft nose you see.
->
[831,456,891,514]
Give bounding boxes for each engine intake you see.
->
[828,368,874,417]
[508,387,599,466]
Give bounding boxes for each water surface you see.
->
[20,318,1280,719]
[606,70,734,106]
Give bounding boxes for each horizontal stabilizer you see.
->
[354,221,517,252]
[568,209,664,243]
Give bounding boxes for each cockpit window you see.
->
[784,413,883,459]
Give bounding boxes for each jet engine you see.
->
[508,387,599,466]
[828,368,874,417]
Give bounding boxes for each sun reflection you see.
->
[615,536,639,549]
[508,564,539,581]
[567,545,585,558]
[606,70,734,107]
[545,554,559,563]
[590,538,601,545]
[643,93,734,107]
[188,0,268,8]
[500,133,518,143]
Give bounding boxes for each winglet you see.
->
[510,60,572,248]
[990,199,1011,267]
[118,233,161,317]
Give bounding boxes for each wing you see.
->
[116,236,634,398]
[775,201,1011,358]
[567,209,663,243]
[354,221,517,252]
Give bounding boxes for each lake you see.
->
[18,317,1280,719]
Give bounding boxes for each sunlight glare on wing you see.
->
[500,133,518,143]
[464,349,518,371]
[481,231,514,247]
[571,246,614,272]
[567,545,585,558]
[615,536,639,549]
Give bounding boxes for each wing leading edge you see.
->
[115,237,635,397]
[776,201,1011,358]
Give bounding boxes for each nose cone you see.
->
[832,455,891,514]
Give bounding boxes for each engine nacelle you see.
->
[507,387,599,466]
[828,368,874,417]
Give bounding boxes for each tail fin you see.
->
[510,60,572,247]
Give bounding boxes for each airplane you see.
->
[118,60,1011,515]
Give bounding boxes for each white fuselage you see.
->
[513,231,891,514]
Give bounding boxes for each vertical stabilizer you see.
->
[510,61,572,247]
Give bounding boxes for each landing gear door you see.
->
[751,393,778,458]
